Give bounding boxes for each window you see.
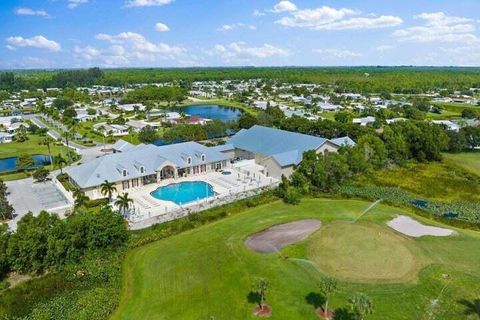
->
[140,166,145,174]
[187,157,192,164]
[122,169,127,177]
[201,154,206,162]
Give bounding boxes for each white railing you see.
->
[128,180,279,230]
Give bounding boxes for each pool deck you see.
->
[127,161,279,230]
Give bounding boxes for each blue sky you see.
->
[1,0,479,69]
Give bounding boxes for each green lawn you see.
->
[443,152,480,177]
[0,134,72,181]
[113,199,480,320]
[0,134,68,160]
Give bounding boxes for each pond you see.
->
[0,155,51,173]
[180,105,243,122]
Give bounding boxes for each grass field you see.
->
[0,134,72,181]
[0,134,68,160]
[113,199,480,320]
[353,161,480,203]
[443,152,480,177]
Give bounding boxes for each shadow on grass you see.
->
[333,307,355,320]
[305,292,325,309]
[458,298,480,317]
[247,291,262,307]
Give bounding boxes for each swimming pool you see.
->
[150,181,215,205]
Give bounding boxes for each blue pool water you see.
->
[0,154,51,173]
[150,181,215,205]
[180,105,243,122]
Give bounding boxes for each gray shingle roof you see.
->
[66,141,230,189]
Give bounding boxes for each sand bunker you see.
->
[245,219,321,253]
[387,215,454,237]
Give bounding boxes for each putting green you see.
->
[307,222,422,283]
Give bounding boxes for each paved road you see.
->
[25,115,87,150]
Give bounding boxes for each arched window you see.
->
[187,157,192,165]
[122,169,127,177]
[140,166,145,174]
[201,154,206,162]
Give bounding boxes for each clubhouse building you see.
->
[66,126,354,199]
[216,125,354,178]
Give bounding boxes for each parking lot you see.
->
[5,177,73,230]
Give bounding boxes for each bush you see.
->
[283,187,301,205]
[33,166,49,182]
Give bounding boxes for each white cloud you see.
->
[275,5,402,30]
[272,1,297,13]
[439,44,480,66]
[217,23,256,32]
[253,10,265,17]
[376,45,394,51]
[125,0,174,8]
[155,22,170,32]
[313,48,361,58]
[6,35,61,52]
[207,42,288,63]
[74,31,191,67]
[394,12,477,43]
[68,0,89,9]
[15,7,49,17]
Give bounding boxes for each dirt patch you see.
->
[387,215,454,238]
[253,304,272,317]
[245,219,321,253]
[4,272,32,289]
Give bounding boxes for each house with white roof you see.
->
[93,123,129,137]
[0,132,14,144]
[117,103,146,112]
[432,120,461,132]
[353,116,376,126]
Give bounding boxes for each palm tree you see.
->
[253,278,269,310]
[115,193,133,215]
[39,136,55,165]
[349,293,374,320]
[100,180,117,202]
[73,189,88,208]
[318,276,338,320]
[54,154,67,174]
[62,131,73,158]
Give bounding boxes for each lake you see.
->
[0,155,51,173]
[180,105,243,122]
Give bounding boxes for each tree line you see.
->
[2,67,480,94]
[277,120,451,204]
[0,208,128,280]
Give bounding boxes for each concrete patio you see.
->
[126,160,279,230]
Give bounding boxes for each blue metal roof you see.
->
[228,125,354,167]
[228,125,327,158]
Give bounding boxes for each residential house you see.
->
[353,116,376,126]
